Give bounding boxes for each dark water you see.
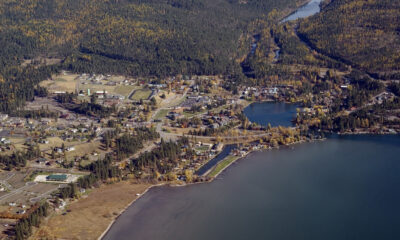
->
[243,102,297,127]
[282,0,323,22]
[195,144,236,176]
[103,134,400,240]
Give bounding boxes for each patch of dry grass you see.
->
[41,74,80,93]
[130,88,152,101]
[32,181,152,240]
[114,85,137,97]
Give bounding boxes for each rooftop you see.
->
[46,174,67,181]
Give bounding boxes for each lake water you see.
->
[243,102,298,127]
[103,3,395,235]
[103,134,400,240]
[282,0,323,22]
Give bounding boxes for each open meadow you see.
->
[32,181,152,240]
[130,88,152,101]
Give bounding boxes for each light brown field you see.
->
[65,141,102,160]
[130,88,152,101]
[38,137,64,151]
[6,137,27,153]
[40,74,80,93]
[40,139,103,161]
[31,181,152,240]
[113,85,137,97]
[41,73,137,97]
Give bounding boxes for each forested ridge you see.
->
[2,0,398,115]
[298,0,400,77]
[0,0,303,113]
[0,0,299,77]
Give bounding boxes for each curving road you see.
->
[0,182,38,203]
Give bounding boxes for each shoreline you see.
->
[275,0,312,23]
[96,182,166,240]
[279,0,316,22]
[86,0,397,235]
[211,155,242,179]
[337,131,399,135]
[97,131,398,239]
[97,138,317,239]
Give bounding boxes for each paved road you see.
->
[0,173,15,191]
[158,130,272,141]
[151,89,189,120]
[0,182,38,203]
[346,91,393,114]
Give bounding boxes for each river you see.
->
[274,0,324,59]
[282,0,323,22]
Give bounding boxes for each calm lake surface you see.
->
[103,134,400,240]
[282,0,323,22]
[243,102,297,127]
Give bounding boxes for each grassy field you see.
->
[38,137,64,151]
[210,104,231,114]
[41,73,137,97]
[195,145,210,152]
[79,159,92,168]
[8,137,26,152]
[67,141,101,159]
[114,85,137,97]
[54,78,67,82]
[208,155,239,178]
[183,110,206,118]
[32,181,152,240]
[154,109,169,120]
[130,88,152,101]
[40,74,79,93]
[39,138,103,161]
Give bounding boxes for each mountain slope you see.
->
[0,0,299,77]
[298,0,400,78]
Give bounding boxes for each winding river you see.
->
[275,0,324,58]
[282,0,323,22]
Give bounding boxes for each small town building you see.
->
[46,174,67,182]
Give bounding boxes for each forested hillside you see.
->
[0,0,301,113]
[298,0,400,78]
[0,0,299,76]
